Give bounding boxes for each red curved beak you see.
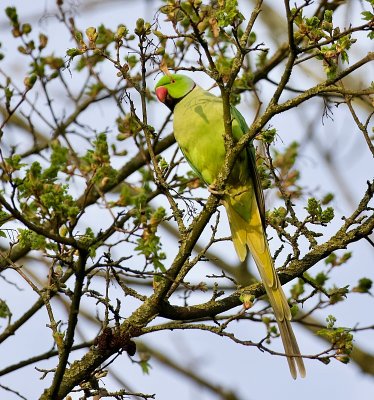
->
[155,86,168,103]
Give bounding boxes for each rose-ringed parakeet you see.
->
[155,73,306,379]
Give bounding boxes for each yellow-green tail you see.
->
[224,197,306,379]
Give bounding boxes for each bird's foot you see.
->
[208,184,225,197]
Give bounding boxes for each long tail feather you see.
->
[224,197,306,379]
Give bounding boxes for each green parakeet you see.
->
[155,73,306,379]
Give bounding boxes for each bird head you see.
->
[155,74,195,111]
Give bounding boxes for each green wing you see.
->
[179,146,205,182]
[230,105,266,229]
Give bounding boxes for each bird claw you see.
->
[208,184,224,196]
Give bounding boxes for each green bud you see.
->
[315,272,328,286]
[5,7,18,25]
[17,45,28,55]
[66,48,82,58]
[86,27,98,43]
[27,40,35,51]
[5,87,13,106]
[39,33,48,49]
[0,299,11,318]
[361,10,374,21]
[136,18,145,32]
[158,158,169,171]
[240,293,255,310]
[322,20,333,33]
[74,30,83,42]
[11,27,22,37]
[290,304,299,318]
[135,18,151,35]
[306,197,320,217]
[352,278,372,293]
[259,128,276,143]
[321,193,334,205]
[22,23,32,35]
[24,74,37,89]
[336,355,350,364]
[115,25,128,39]
[144,22,151,34]
[320,207,334,223]
[324,10,333,23]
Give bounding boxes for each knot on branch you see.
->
[94,325,142,356]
